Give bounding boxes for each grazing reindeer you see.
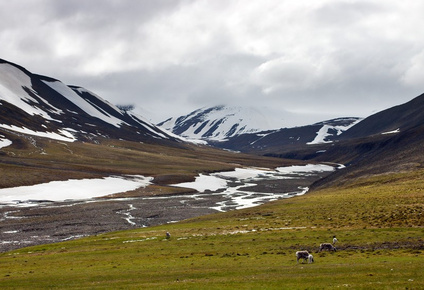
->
[296,251,314,263]
[319,243,337,252]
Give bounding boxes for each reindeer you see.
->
[296,250,314,263]
[319,243,337,252]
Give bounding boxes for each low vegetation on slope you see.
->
[1,169,423,288]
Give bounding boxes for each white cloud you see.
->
[251,55,340,94]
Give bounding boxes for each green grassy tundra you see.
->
[0,158,423,288]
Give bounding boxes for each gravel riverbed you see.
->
[0,167,332,252]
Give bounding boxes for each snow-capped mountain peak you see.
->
[158,105,295,141]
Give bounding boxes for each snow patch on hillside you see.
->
[0,124,76,142]
[43,80,126,128]
[0,60,184,143]
[382,128,400,135]
[0,63,63,120]
[0,135,12,149]
[307,118,362,145]
[307,125,334,145]
[73,87,123,115]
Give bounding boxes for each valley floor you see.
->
[0,194,217,252]
[0,169,423,289]
[0,166,331,252]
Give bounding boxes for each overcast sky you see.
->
[1,0,424,123]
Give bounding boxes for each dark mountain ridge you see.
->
[281,93,424,189]
[310,123,424,190]
[233,92,424,164]
[157,91,424,192]
[211,117,360,153]
[0,58,180,146]
[340,93,424,140]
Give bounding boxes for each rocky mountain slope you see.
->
[211,117,360,152]
[0,59,180,146]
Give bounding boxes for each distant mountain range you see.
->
[157,91,424,189]
[210,117,361,152]
[159,93,424,158]
[2,57,424,188]
[255,92,424,189]
[158,105,362,150]
[0,59,180,145]
[1,56,424,201]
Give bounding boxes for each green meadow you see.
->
[1,169,423,289]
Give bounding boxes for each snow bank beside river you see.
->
[174,164,336,211]
[0,175,152,206]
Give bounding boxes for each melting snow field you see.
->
[0,164,336,211]
[174,164,335,211]
[0,164,335,210]
[0,175,152,206]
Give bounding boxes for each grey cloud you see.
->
[67,52,266,121]
[312,1,385,27]
[1,0,424,124]
[46,0,190,25]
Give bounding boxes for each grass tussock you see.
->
[0,169,423,288]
